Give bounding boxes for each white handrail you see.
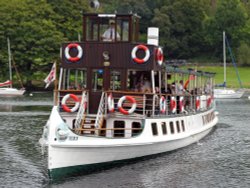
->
[94,92,105,128]
[75,91,87,129]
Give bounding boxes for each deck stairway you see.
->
[74,92,106,136]
[75,91,88,129]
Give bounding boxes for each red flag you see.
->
[44,63,56,88]
[184,75,195,89]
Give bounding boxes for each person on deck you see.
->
[141,77,151,92]
[176,80,185,95]
[102,20,120,41]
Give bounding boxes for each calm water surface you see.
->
[0,92,250,188]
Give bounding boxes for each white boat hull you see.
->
[214,88,244,99]
[0,88,25,96]
[44,106,218,178]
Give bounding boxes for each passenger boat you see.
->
[40,12,218,179]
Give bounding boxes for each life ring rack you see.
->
[160,96,167,114]
[170,96,177,113]
[61,94,80,113]
[179,96,184,113]
[65,43,83,62]
[196,96,201,110]
[108,93,115,113]
[155,47,164,66]
[131,44,150,64]
[117,96,137,115]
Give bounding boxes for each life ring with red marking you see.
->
[61,94,80,112]
[170,96,176,113]
[108,94,115,113]
[179,96,184,113]
[155,47,163,66]
[207,96,212,107]
[160,96,167,114]
[65,43,83,62]
[196,96,200,110]
[131,44,150,64]
[117,96,137,115]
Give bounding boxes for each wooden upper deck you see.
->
[60,13,163,71]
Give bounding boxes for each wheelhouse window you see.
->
[117,17,129,41]
[110,70,121,90]
[92,69,103,91]
[86,17,98,41]
[84,14,133,42]
[100,17,118,42]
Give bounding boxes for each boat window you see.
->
[72,119,76,129]
[161,122,167,135]
[114,121,125,137]
[176,121,180,133]
[92,69,103,91]
[181,120,185,132]
[86,17,98,41]
[100,17,121,42]
[110,70,121,90]
[117,17,129,42]
[170,122,175,134]
[127,70,151,92]
[132,122,142,136]
[151,123,158,136]
[75,69,87,89]
[62,69,87,90]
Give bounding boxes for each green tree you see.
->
[152,0,209,58]
[0,0,89,87]
[0,0,64,86]
[47,0,89,41]
[101,0,152,34]
[204,0,247,57]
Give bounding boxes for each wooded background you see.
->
[1,0,250,87]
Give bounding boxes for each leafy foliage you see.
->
[0,0,250,88]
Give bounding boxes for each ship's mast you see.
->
[7,38,13,88]
[223,31,226,88]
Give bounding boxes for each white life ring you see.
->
[117,96,137,115]
[131,44,150,64]
[170,96,176,113]
[196,96,200,110]
[179,96,184,113]
[108,94,115,113]
[155,47,163,66]
[61,94,80,112]
[65,43,83,62]
[159,96,167,114]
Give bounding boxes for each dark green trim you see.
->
[49,150,167,182]
[49,157,145,182]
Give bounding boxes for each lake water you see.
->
[0,92,250,188]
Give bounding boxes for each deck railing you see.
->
[105,91,214,118]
